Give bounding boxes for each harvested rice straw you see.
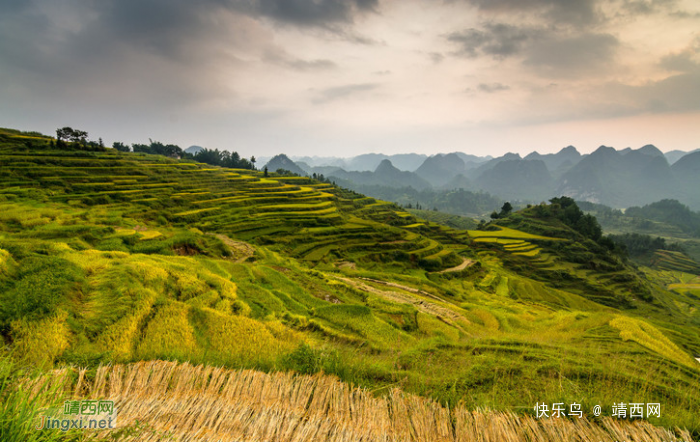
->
[25,360,696,442]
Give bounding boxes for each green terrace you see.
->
[0,129,699,435]
[0,141,467,272]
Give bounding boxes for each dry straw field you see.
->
[31,360,694,442]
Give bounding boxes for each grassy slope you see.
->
[0,128,699,437]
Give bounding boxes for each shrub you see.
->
[0,257,83,328]
[281,343,321,374]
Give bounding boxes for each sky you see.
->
[1,0,699,158]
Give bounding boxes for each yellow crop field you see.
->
[11,311,70,368]
[513,248,540,257]
[174,207,220,216]
[139,230,163,240]
[468,226,563,241]
[610,316,697,367]
[137,302,199,360]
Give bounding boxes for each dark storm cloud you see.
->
[0,0,377,74]
[477,82,510,93]
[0,1,217,76]
[0,0,379,113]
[456,0,599,26]
[0,0,27,13]
[312,83,378,104]
[447,23,539,58]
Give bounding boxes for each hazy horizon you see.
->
[2,0,699,158]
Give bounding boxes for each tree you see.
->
[490,211,500,219]
[263,166,269,177]
[250,156,256,169]
[56,127,88,144]
[499,201,513,217]
[132,143,152,154]
[112,142,130,152]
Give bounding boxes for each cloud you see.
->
[429,52,445,63]
[456,0,599,26]
[477,82,510,92]
[447,20,618,77]
[659,38,700,73]
[264,49,337,71]
[523,32,619,75]
[251,0,378,27]
[597,72,700,115]
[447,23,539,58]
[660,52,699,72]
[0,1,271,111]
[0,0,375,80]
[312,83,378,104]
[621,0,693,16]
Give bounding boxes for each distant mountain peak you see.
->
[185,145,203,154]
[269,153,292,162]
[502,152,521,160]
[637,144,664,158]
[264,154,306,176]
[375,158,399,173]
[415,152,467,186]
[559,145,579,154]
[592,145,617,155]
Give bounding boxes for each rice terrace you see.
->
[0,128,698,442]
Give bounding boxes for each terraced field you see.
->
[467,226,562,270]
[1,129,699,439]
[652,249,700,274]
[0,143,467,272]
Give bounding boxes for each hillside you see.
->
[1,128,699,440]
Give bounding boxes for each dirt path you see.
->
[210,233,255,263]
[438,257,474,273]
[334,276,469,333]
[357,277,444,302]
